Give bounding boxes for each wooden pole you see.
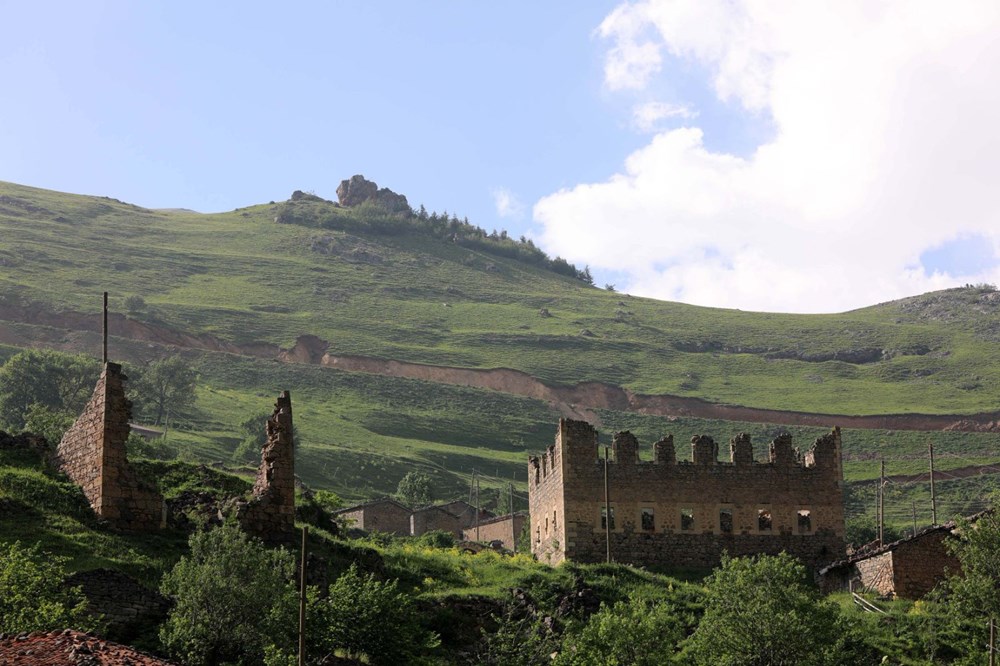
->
[102,291,108,364]
[298,525,308,666]
[879,459,885,547]
[989,617,995,666]
[911,501,917,538]
[604,446,611,564]
[475,475,480,541]
[929,442,938,524]
[509,482,516,552]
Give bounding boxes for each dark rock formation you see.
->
[336,175,410,213]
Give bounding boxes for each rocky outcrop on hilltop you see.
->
[336,175,410,213]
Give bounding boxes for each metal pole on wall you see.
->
[298,525,308,666]
[879,459,885,547]
[102,291,108,364]
[929,442,938,524]
[604,446,611,564]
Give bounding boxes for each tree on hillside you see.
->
[159,525,297,666]
[934,511,1000,661]
[556,597,683,666]
[395,470,433,507]
[682,553,878,666]
[0,349,100,431]
[0,541,93,634]
[135,355,198,425]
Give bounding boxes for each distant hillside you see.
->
[1,178,999,508]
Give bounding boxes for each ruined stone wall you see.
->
[235,391,296,544]
[890,531,960,598]
[411,506,463,537]
[54,363,163,532]
[462,513,527,551]
[65,569,170,641]
[529,419,846,570]
[341,501,412,535]
[855,551,895,596]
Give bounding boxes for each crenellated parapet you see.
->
[528,418,846,569]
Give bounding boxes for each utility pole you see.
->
[298,525,308,666]
[474,473,480,541]
[989,617,995,666]
[929,442,938,524]
[604,446,611,564]
[879,459,885,547]
[508,481,516,552]
[911,501,917,538]
[102,291,108,364]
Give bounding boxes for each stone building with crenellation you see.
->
[528,419,846,571]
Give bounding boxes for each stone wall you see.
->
[54,363,163,532]
[411,505,464,537]
[529,419,846,570]
[65,569,170,642]
[853,551,895,596]
[891,530,961,598]
[462,513,527,551]
[334,499,412,536]
[235,391,296,544]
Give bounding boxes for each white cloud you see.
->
[632,101,696,132]
[492,187,524,219]
[535,0,1000,313]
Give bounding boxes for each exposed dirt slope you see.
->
[4,304,1000,433]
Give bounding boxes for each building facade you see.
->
[529,419,846,571]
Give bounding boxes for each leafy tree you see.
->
[556,597,683,666]
[480,603,559,666]
[0,541,93,634]
[135,355,198,425]
[123,294,146,313]
[395,470,433,507]
[159,524,297,666]
[307,564,437,665]
[0,349,100,430]
[23,402,74,444]
[934,511,1000,662]
[682,553,861,666]
[233,411,270,463]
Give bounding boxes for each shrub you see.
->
[0,541,92,634]
[556,597,682,666]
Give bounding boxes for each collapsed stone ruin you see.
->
[233,390,297,544]
[54,362,164,532]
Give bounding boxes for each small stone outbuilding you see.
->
[333,498,413,536]
[462,512,527,551]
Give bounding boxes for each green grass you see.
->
[1,180,1000,504]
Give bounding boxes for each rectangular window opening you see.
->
[719,508,734,534]
[797,509,812,534]
[681,508,694,531]
[641,507,655,532]
[553,510,557,530]
[757,509,772,532]
[600,506,616,530]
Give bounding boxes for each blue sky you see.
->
[3,1,999,312]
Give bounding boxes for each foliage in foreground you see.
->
[159,525,298,666]
[0,540,93,634]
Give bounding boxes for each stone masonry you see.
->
[235,391,296,544]
[55,363,164,531]
[529,418,846,571]
[462,512,527,552]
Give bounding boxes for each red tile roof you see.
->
[0,630,177,666]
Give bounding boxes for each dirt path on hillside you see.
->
[4,304,1000,433]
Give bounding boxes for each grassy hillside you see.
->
[0,180,998,515]
[2,180,1000,415]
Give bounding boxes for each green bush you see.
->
[307,563,437,665]
[0,541,92,633]
[556,597,683,666]
[159,525,297,666]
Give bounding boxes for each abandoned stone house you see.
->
[529,418,846,570]
[817,512,992,598]
[334,497,497,539]
[462,512,527,552]
[334,498,413,536]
